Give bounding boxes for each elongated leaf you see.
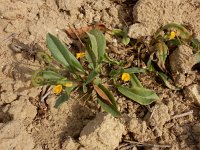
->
[82,84,87,93]
[65,83,77,95]
[85,70,98,85]
[109,69,122,77]
[131,74,143,88]
[54,93,69,108]
[46,33,85,73]
[124,67,146,74]
[155,41,169,71]
[42,70,63,80]
[94,83,120,117]
[109,67,146,77]
[117,85,159,105]
[31,69,65,86]
[93,84,112,105]
[97,98,120,117]
[93,83,119,114]
[89,29,106,62]
[157,72,180,90]
[86,33,98,68]
[46,34,69,67]
[147,53,155,72]
[98,84,118,109]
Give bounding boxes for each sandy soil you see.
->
[0,0,200,150]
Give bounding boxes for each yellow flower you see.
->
[122,73,130,82]
[169,31,176,40]
[76,52,85,59]
[64,82,73,87]
[53,85,62,94]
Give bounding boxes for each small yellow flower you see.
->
[169,31,176,40]
[76,52,85,59]
[53,85,62,94]
[64,82,73,87]
[122,73,130,82]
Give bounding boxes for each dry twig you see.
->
[171,110,193,119]
[124,140,171,148]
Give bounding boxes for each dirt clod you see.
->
[79,113,125,150]
[148,103,170,137]
[0,121,41,150]
[62,137,80,150]
[128,117,150,142]
[184,84,200,106]
[169,44,197,87]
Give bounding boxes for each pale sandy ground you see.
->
[0,0,200,150]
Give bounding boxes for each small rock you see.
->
[79,113,125,150]
[184,84,200,106]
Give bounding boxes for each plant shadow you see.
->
[58,98,97,148]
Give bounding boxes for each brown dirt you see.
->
[0,0,200,150]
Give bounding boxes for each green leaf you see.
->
[167,39,181,47]
[155,41,169,71]
[131,74,143,88]
[89,29,106,62]
[46,33,85,73]
[86,32,98,68]
[94,83,120,117]
[109,67,146,77]
[117,85,159,105]
[194,52,200,64]
[124,67,146,74]
[97,98,120,117]
[42,70,63,80]
[65,83,77,95]
[147,53,155,72]
[112,29,125,36]
[109,69,122,77]
[157,72,180,90]
[82,84,87,93]
[122,36,130,45]
[54,93,69,108]
[36,52,53,64]
[46,34,69,67]
[98,84,118,109]
[85,70,98,85]
[112,29,130,45]
[31,69,65,86]
[112,29,124,36]
[190,37,200,50]
[86,30,106,68]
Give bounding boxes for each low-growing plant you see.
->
[32,29,159,117]
[147,23,200,89]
